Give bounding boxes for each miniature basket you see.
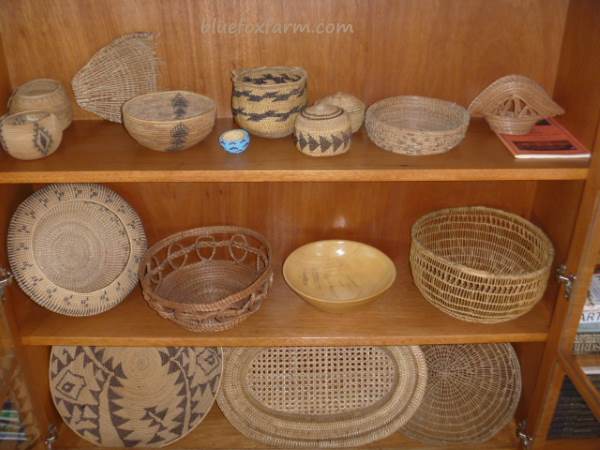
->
[123,90,216,152]
[0,111,62,160]
[139,226,273,332]
[410,206,554,323]
[365,96,469,155]
[468,75,564,135]
[8,78,72,130]
[316,92,366,133]
[294,104,352,157]
[232,66,307,138]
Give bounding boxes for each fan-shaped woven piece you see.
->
[50,346,222,447]
[402,344,521,445]
[8,184,147,316]
[468,75,564,134]
[217,346,427,448]
[72,32,159,123]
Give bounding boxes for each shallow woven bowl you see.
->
[365,96,469,155]
[123,90,216,152]
[9,78,72,130]
[283,240,396,312]
[139,226,273,332]
[0,111,62,160]
[410,206,554,323]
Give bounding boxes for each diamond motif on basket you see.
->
[33,123,53,155]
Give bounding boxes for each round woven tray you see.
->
[365,96,469,155]
[217,346,427,448]
[7,184,147,316]
[410,206,554,323]
[402,343,521,445]
[50,346,222,447]
[139,226,273,333]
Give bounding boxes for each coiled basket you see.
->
[139,226,273,332]
[410,207,554,323]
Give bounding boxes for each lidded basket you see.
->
[232,66,307,138]
[294,104,351,157]
[0,111,62,160]
[9,79,72,130]
[316,92,365,133]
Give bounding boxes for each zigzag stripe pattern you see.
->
[232,86,305,103]
[296,131,352,154]
[232,105,303,122]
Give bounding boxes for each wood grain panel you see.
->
[0,0,569,119]
[0,33,11,112]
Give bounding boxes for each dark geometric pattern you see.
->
[241,72,302,85]
[168,123,189,151]
[296,130,352,153]
[232,105,303,122]
[171,93,189,119]
[50,346,222,448]
[32,123,53,155]
[232,86,305,103]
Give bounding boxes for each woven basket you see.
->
[123,90,216,152]
[217,346,427,448]
[365,96,469,155]
[294,104,352,157]
[410,206,554,323]
[8,79,72,130]
[316,92,365,133]
[72,32,159,123]
[402,343,521,445]
[0,111,62,160]
[468,75,564,135]
[139,226,273,332]
[232,66,307,138]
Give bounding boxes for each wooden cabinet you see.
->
[0,1,599,449]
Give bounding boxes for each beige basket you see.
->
[217,346,427,448]
[294,104,351,157]
[0,111,62,160]
[139,226,273,332]
[9,78,72,130]
[468,75,564,135]
[402,344,521,445]
[123,90,216,152]
[232,66,307,138]
[410,206,554,323]
[316,92,365,133]
[365,96,469,155]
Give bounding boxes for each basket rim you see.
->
[410,206,554,280]
[366,95,470,137]
[14,78,62,98]
[122,90,216,124]
[232,66,308,90]
[1,109,54,126]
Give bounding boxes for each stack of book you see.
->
[574,267,600,355]
[549,374,600,439]
[0,400,28,442]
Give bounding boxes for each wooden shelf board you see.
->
[0,119,588,184]
[17,262,550,347]
[55,406,519,449]
[542,438,600,450]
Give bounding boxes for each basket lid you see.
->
[300,103,344,120]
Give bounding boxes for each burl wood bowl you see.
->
[283,240,396,313]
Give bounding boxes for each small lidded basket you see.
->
[0,111,62,160]
[316,92,365,133]
[9,78,72,130]
[232,66,307,138]
[294,104,352,157]
[139,226,273,332]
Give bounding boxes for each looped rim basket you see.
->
[410,206,554,323]
[139,226,273,332]
[365,96,470,156]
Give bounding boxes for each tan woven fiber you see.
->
[294,104,352,157]
[316,92,366,133]
[232,66,307,138]
[72,32,159,123]
[9,78,72,130]
[139,226,273,333]
[0,111,62,160]
[410,206,554,323]
[401,343,521,445]
[123,90,216,152]
[217,346,427,448]
[468,75,564,135]
[365,96,469,155]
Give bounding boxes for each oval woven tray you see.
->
[50,346,222,448]
[217,346,427,448]
[401,343,521,444]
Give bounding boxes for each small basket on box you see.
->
[139,226,273,332]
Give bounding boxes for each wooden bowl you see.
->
[283,240,396,312]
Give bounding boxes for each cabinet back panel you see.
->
[0,0,568,119]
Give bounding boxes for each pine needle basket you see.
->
[139,226,273,332]
[365,96,469,155]
[468,75,564,135]
[410,206,554,323]
[401,343,521,445]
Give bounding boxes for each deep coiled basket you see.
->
[139,226,273,332]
